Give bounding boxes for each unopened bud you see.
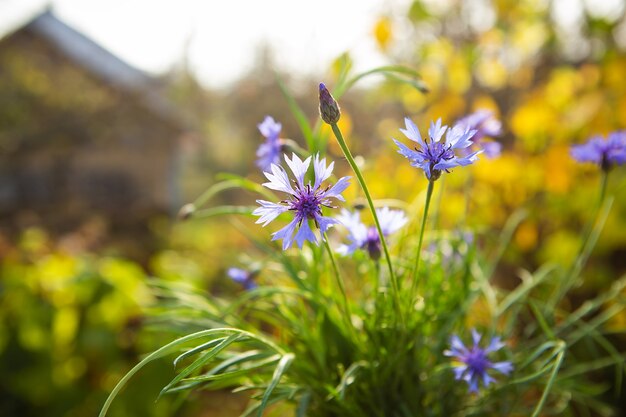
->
[318,82,340,125]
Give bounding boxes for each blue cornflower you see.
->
[227,267,258,290]
[393,118,480,181]
[456,110,503,158]
[337,207,407,260]
[444,329,513,393]
[570,131,626,171]
[256,116,284,172]
[253,153,350,250]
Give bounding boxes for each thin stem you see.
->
[323,237,356,340]
[330,123,403,322]
[598,169,609,207]
[552,170,610,307]
[410,180,435,299]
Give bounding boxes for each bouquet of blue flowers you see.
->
[100,72,626,417]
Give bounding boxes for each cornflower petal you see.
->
[453,365,468,380]
[258,116,282,139]
[256,143,280,171]
[454,150,482,166]
[263,163,295,195]
[256,116,283,171]
[317,215,340,235]
[227,267,258,290]
[393,139,425,164]
[336,209,368,255]
[492,361,514,375]
[485,336,505,353]
[433,158,460,171]
[400,117,425,146]
[482,373,496,387]
[253,200,289,226]
[429,118,446,142]
[313,155,334,190]
[324,176,351,201]
[393,139,424,162]
[377,207,408,236]
[448,335,468,356]
[272,218,299,250]
[481,141,502,158]
[285,153,311,189]
[455,110,503,158]
[295,219,317,248]
[471,329,482,346]
[446,126,477,150]
[227,267,249,283]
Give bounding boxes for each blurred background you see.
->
[1,0,626,416]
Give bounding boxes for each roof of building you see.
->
[1,8,189,129]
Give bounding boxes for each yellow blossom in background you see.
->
[475,57,508,90]
[511,20,548,60]
[543,145,574,194]
[515,220,538,252]
[373,16,393,51]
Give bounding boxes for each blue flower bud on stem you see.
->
[318,83,341,125]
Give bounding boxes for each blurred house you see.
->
[0,9,192,234]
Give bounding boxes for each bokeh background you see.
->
[1,0,626,416]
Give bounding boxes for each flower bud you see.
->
[318,82,341,125]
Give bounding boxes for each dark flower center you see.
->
[420,141,454,163]
[288,184,333,225]
[464,348,491,374]
[415,140,455,180]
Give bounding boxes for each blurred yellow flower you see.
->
[373,16,393,51]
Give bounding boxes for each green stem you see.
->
[330,123,403,321]
[410,180,435,299]
[323,237,356,340]
[552,170,610,306]
[598,169,609,207]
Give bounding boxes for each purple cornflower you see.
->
[337,207,407,260]
[256,116,284,172]
[455,110,503,158]
[227,267,258,290]
[444,329,513,393]
[570,131,626,171]
[393,118,480,181]
[253,153,350,250]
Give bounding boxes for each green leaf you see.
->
[99,328,248,417]
[256,353,295,417]
[173,338,227,369]
[334,65,428,99]
[192,205,256,219]
[159,333,242,398]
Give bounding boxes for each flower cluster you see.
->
[253,153,350,250]
[444,330,513,393]
[570,131,626,171]
[337,207,407,260]
[393,118,480,181]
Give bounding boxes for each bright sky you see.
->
[0,0,409,88]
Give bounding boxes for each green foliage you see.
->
[0,230,186,417]
[100,68,626,416]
